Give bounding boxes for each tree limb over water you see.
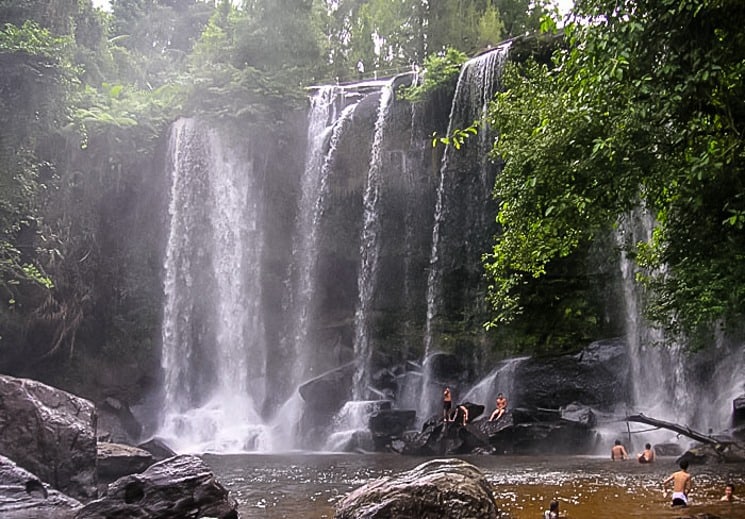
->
[626,413,745,463]
[625,414,724,446]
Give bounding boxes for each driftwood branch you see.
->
[625,413,725,445]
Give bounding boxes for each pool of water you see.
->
[203,453,745,518]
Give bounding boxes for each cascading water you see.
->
[158,85,373,453]
[352,80,395,401]
[159,118,270,453]
[420,44,511,420]
[285,86,360,388]
[463,357,528,407]
[616,207,745,448]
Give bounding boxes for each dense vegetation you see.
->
[2,0,741,395]
[486,0,745,347]
[0,0,545,390]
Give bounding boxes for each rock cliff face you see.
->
[0,375,98,500]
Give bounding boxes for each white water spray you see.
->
[159,118,270,453]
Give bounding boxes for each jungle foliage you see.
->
[0,0,547,380]
[486,0,745,346]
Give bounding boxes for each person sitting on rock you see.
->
[488,393,507,421]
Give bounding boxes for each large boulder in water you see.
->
[401,411,494,456]
[75,455,238,519]
[334,458,500,519]
[0,375,97,500]
[0,454,83,519]
[369,409,416,451]
[511,338,630,410]
[298,362,356,446]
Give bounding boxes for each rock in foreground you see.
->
[335,458,500,519]
[0,375,97,500]
[76,455,238,519]
[0,454,82,519]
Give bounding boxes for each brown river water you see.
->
[204,453,745,519]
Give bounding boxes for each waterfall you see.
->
[352,81,395,400]
[463,357,528,407]
[286,86,358,387]
[159,118,270,453]
[618,208,745,445]
[420,45,511,420]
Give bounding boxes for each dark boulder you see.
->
[369,409,416,438]
[97,443,154,485]
[97,397,142,444]
[677,443,745,465]
[654,443,684,457]
[299,362,356,442]
[488,420,599,455]
[0,375,97,500]
[511,338,630,411]
[75,455,238,519]
[335,458,500,519]
[402,413,494,456]
[560,402,597,427]
[137,438,177,462]
[0,454,83,519]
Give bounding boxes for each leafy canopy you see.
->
[485,0,745,342]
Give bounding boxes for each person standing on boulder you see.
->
[611,439,628,460]
[442,387,452,421]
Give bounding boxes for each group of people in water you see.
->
[442,388,739,513]
[612,438,739,509]
[441,386,508,425]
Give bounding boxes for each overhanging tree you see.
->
[486,0,745,343]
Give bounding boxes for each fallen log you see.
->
[625,413,745,463]
[624,413,724,446]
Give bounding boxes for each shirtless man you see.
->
[663,459,692,507]
[611,439,628,460]
[721,483,737,502]
[442,387,452,421]
[489,393,508,421]
[637,443,655,463]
